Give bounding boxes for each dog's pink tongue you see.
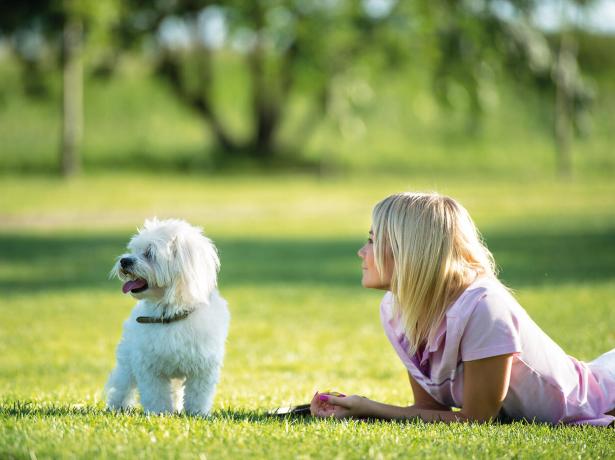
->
[122,279,146,294]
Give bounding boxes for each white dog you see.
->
[105,218,230,416]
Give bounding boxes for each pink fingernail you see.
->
[318,395,329,402]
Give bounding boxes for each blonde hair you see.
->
[372,192,496,353]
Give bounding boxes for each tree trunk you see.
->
[194,45,238,153]
[60,16,83,177]
[554,34,575,179]
[248,33,279,158]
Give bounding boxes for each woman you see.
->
[311,192,615,425]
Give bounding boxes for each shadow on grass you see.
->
[0,227,614,295]
[0,401,106,418]
[1,146,327,176]
[1,402,553,428]
[0,400,314,424]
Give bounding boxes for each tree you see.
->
[0,0,121,176]
[119,0,594,174]
[117,0,404,162]
[1,0,595,175]
[413,0,595,177]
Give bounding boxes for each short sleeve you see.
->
[460,292,522,362]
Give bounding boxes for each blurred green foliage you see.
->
[1,1,613,176]
[0,45,614,177]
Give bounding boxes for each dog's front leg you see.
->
[171,378,185,413]
[183,368,220,416]
[105,364,137,411]
[137,373,174,414]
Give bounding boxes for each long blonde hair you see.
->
[372,192,496,353]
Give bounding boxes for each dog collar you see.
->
[136,311,191,324]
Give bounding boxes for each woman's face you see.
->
[357,230,392,290]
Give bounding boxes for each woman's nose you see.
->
[357,245,365,258]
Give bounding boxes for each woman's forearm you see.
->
[365,400,468,423]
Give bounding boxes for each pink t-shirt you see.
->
[380,277,615,426]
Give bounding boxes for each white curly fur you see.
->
[105,218,230,416]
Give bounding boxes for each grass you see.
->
[0,173,614,458]
[2,405,613,459]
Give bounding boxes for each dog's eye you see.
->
[144,247,154,260]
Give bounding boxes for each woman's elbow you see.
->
[458,409,501,423]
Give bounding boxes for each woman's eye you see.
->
[367,237,373,244]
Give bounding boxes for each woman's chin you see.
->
[361,278,378,289]
[361,277,390,290]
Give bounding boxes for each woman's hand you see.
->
[310,391,371,419]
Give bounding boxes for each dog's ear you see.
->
[142,217,160,230]
[166,224,220,307]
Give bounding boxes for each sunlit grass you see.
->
[1,173,615,233]
[2,404,613,459]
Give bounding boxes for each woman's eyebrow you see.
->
[369,230,374,235]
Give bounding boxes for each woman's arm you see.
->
[313,353,514,423]
[407,371,451,411]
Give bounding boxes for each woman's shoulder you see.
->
[447,277,522,320]
[452,278,525,360]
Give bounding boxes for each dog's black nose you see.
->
[120,257,134,269]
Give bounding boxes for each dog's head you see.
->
[111,218,220,309]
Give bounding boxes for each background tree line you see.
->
[0,0,605,177]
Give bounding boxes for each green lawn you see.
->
[1,174,614,458]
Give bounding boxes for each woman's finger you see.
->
[319,394,351,408]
